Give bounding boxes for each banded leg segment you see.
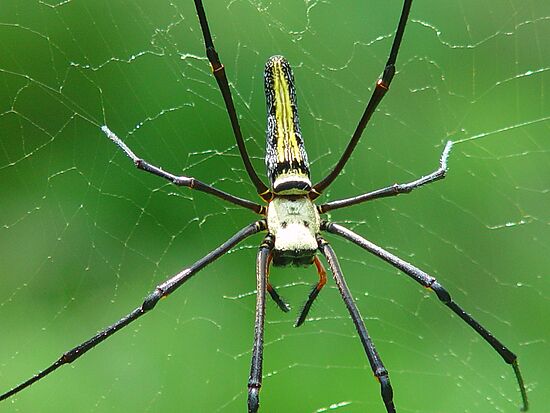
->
[101,126,264,214]
[0,221,266,402]
[322,221,529,412]
[248,235,273,413]
[193,0,269,197]
[319,141,452,213]
[318,237,396,413]
[312,0,413,196]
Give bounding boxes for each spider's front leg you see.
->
[248,235,273,413]
[318,236,396,413]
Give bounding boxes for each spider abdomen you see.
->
[267,196,320,267]
[264,55,311,195]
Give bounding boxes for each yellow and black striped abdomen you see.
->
[264,56,311,195]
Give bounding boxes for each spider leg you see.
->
[317,236,396,413]
[193,0,269,198]
[322,221,529,412]
[312,0,413,196]
[318,141,452,213]
[0,220,266,402]
[295,256,327,327]
[248,234,273,413]
[101,126,265,214]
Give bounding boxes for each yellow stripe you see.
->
[272,61,302,167]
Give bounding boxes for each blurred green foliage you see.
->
[1,1,549,412]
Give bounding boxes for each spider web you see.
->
[1,0,549,412]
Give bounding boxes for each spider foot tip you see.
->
[440,140,454,169]
[520,401,529,412]
[519,395,529,412]
[247,386,260,413]
[100,125,112,136]
[100,125,119,144]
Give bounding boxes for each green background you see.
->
[1,1,548,412]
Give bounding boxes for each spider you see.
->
[1,0,528,412]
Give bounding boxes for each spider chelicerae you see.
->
[1,0,528,412]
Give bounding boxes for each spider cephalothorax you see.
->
[1,1,528,413]
[267,196,319,266]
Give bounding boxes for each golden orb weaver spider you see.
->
[0,0,529,412]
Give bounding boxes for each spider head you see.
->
[267,196,320,267]
[272,248,316,267]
